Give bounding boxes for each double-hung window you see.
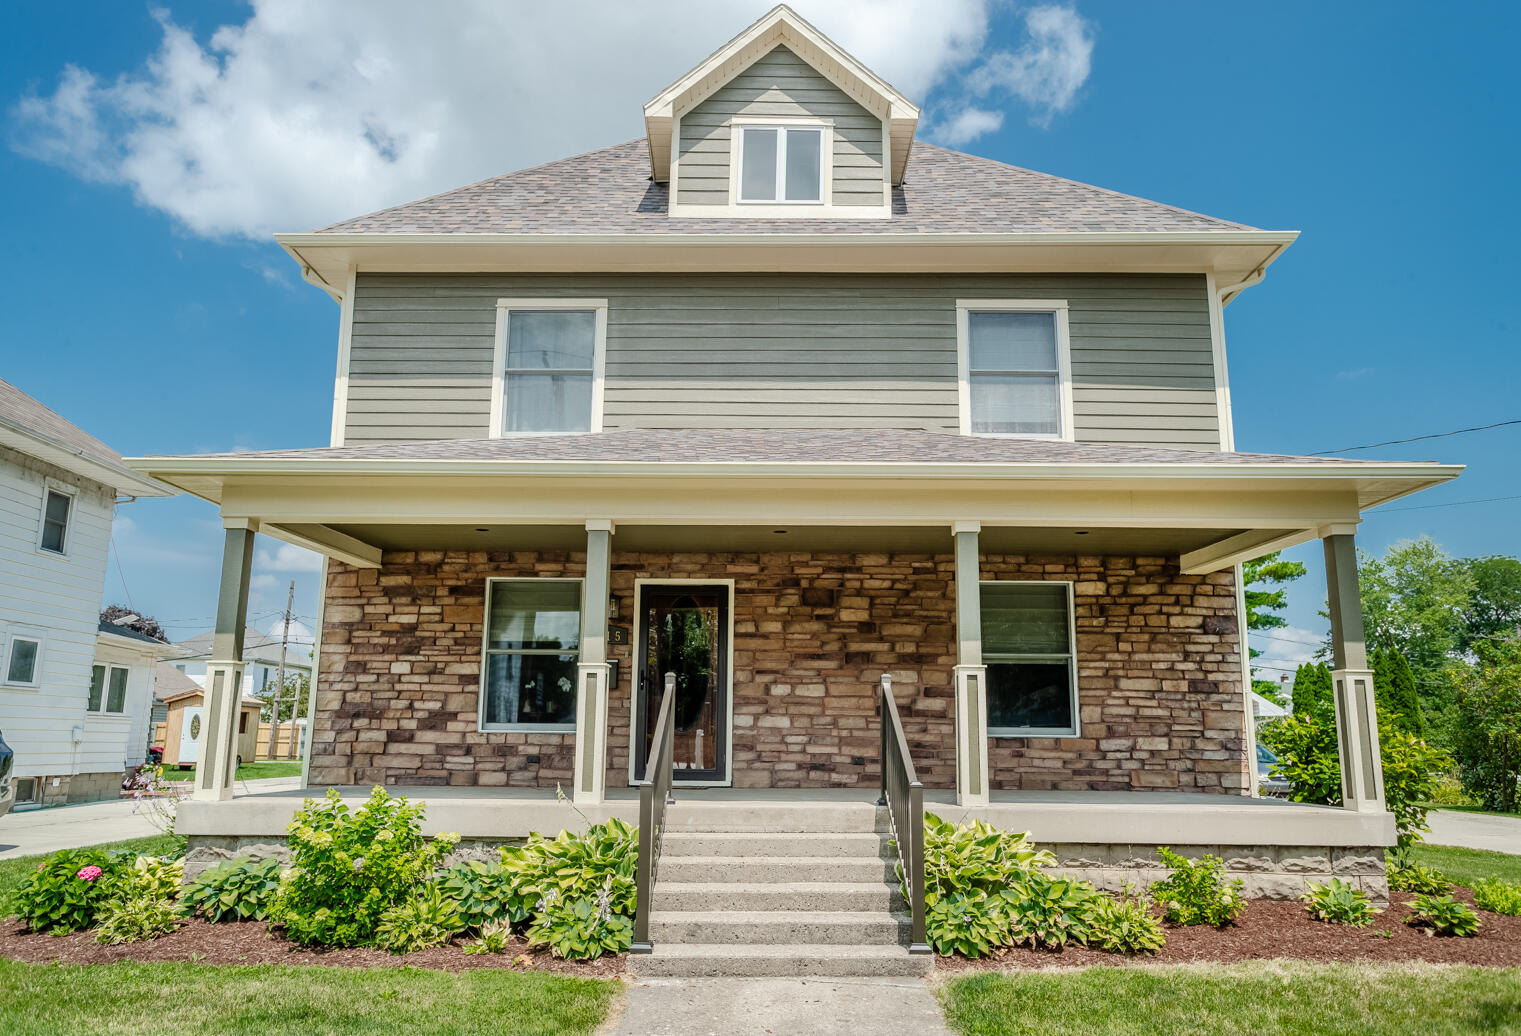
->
[39,489,72,553]
[981,582,1078,736]
[4,633,44,687]
[480,579,582,729]
[87,664,129,714]
[737,125,825,204]
[494,301,605,435]
[958,301,1072,438]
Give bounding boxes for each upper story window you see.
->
[737,124,825,204]
[981,582,1077,736]
[491,300,607,436]
[87,664,128,714]
[480,578,582,730]
[4,632,44,687]
[957,300,1073,439]
[39,489,72,554]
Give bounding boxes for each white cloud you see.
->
[936,106,1005,147]
[257,540,323,573]
[9,0,1001,239]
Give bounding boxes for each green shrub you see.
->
[1449,637,1521,814]
[924,891,1008,958]
[374,885,465,953]
[1387,859,1451,895]
[504,818,638,960]
[438,858,525,929]
[93,855,183,945]
[270,787,459,948]
[1404,894,1481,937]
[1000,871,1100,950]
[1472,877,1521,916]
[918,814,1055,906]
[180,858,284,922]
[525,882,635,960]
[1301,878,1379,926]
[1088,886,1165,955]
[14,848,129,934]
[463,920,513,955]
[1150,847,1245,928]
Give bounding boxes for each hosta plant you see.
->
[1150,847,1245,928]
[374,884,466,953]
[1386,860,1451,895]
[1404,894,1482,937]
[93,855,184,945]
[1472,877,1521,916]
[1000,871,1100,950]
[1302,878,1379,926]
[180,857,284,922]
[525,879,635,960]
[438,858,527,929]
[923,891,1008,958]
[917,813,1054,906]
[500,818,638,959]
[13,848,128,933]
[464,920,514,955]
[1088,886,1165,954]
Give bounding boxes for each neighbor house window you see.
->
[958,301,1072,438]
[480,579,582,729]
[738,125,825,203]
[981,582,1077,736]
[493,301,606,435]
[39,489,72,553]
[87,664,128,714]
[5,634,43,687]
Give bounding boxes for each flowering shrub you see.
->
[13,848,128,933]
[269,787,458,948]
[1150,847,1245,928]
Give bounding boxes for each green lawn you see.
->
[235,760,303,780]
[0,960,617,1036]
[938,963,1521,1036]
[0,834,184,919]
[1408,843,1521,886]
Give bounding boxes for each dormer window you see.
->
[737,124,824,204]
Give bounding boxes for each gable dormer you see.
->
[643,5,919,218]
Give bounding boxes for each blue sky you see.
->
[2,1,1517,669]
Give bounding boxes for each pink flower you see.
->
[76,866,103,882]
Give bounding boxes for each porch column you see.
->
[1322,525,1385,813]
[952,521,989,806]
[574,519,614,805]
[193,519,256,802]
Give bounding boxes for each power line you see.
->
[1249,630,1327,648]
[1367,493,1521,515]
[1310,418,1521,455]
[108,534,135,612]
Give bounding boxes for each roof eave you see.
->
[0,420,175,498]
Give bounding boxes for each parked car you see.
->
[0,729,15,819]
[1257,742,1291,797]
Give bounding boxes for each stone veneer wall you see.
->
[311,551,1246,793]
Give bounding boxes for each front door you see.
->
[634,584,729,784]
[180,707,203,764]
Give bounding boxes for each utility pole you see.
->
[266,581,294,760]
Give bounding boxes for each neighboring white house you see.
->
[0,378,172,805]
[165,622,314,696]
[92,619,177,788]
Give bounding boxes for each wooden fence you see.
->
[151,721,304,761]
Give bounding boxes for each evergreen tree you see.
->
[1373,649,1425,736]
[1291,662,1334,722]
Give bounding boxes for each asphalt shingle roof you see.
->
[177,428,1363,467]
[0,378,127,470]
[315,140,1256,236]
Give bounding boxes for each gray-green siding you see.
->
[343,273,1222,449]
[677,45,884,207]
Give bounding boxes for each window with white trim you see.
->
[982,582,1078,736]
[87,664,129,714]
[4,634,43,687]
[738,125,824,204]
[39,489,71,554]
[495,302,605,435]
[960,303,1071,438]
[480,579,582,729]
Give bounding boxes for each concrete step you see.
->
[664,800,886,834]
[649,909,909,945]
[653,881,902,912]
[658,854,896,884]
[661,830,889,859]
[628,942,936,978]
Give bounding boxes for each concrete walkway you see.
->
[0,776,302,860]
[602,977,952,1036]
[1427,809,1521,855]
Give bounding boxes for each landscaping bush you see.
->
[918,813,1055,903]
[464,920,513,955]
[1087,886,1165,955]
[1000,871,1100,950]
[270,787,459,948]
[93,855,183,945]
[1404,894,1481,937]
[13,848,129,934]
[438,858,526,929]
[375,884,466,953]
[502,818,638,960]
[1472,877,1521,916]
[179,857,283,922]
[1387,859,1451,895]
[924,891,1008,958]
[1301,878,1379,926]
[1149,847,1244,928]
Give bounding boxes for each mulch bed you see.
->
[0,917,625,976]
[937,888,1521,972]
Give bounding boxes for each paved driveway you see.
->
[1427,809,1521,855]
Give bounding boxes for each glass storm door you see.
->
[635,585,729,783]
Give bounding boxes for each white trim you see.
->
[979,580,1080,738]
[329,264,358,447]
[732,119,829,206]
[628,577,737,789]
[2,629,46,689]
[478,576,586,733]
[956,299,1075,442]
[490,298,608,437]
[35,481,75,557]
[1204,272,1236,451]
[1236,562,1259,797]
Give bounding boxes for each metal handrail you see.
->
[877,673,929,954]
[631,672,676,954]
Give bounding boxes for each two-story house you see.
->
[137,7,1459,975]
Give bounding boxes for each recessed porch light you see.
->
[772,529,788,534]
